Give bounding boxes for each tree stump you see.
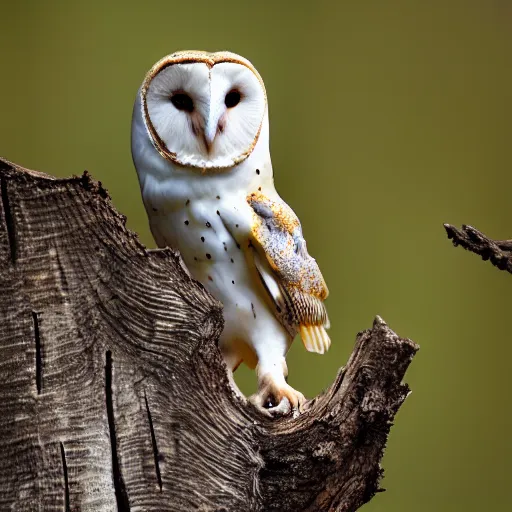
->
[0,157,418,511]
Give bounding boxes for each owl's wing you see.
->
[247,192,331,354]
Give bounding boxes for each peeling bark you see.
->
[0,157,418,511]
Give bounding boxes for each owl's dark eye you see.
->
[171,93,194,113]
[225,90,241,108]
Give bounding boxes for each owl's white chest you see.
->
[150,186,250,287]
[140,159,290,370]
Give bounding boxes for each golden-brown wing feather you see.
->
[247,192,331,353]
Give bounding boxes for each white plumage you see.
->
[132,51,330,414]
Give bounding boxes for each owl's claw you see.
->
[248,376,306,418]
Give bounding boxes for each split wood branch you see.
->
[0,157,418,512]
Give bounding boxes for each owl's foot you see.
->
[249,372,305,417]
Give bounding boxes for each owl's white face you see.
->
[140,51,267,170]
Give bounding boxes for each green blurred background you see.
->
[1,0,511,509]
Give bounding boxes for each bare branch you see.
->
[444,223,512,274]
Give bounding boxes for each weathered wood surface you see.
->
[0,157,418,511]
[444,223,512,274]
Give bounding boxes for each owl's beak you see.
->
[204,123,217,151]
[203,107,223,152]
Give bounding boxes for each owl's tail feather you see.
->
[300,324,331,355]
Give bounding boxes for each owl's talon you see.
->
[248,377,306,417]
[249,394,292,417]
[269,397,292,416]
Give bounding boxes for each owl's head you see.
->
[136,51,267,170]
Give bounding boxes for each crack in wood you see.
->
[144,391,163,491]
[53,245,69,295]
[60,442,70,512]
[105,350,130,511]
[1,178,17,264]
[32,312,42,395]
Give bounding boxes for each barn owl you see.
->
[131,51,330,415]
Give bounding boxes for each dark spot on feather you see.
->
[201,237,205,242]
[236,243,241,250]
[216,210,220,216]
[186,199,190,206]
[232,280,235,284]
[206,253,211,259]
[236,224,239,228]
[230,258,234,263]
[206,221,211,228]
[256,169,260,175]
[216,195,220,200]
[184,220,189,225]
[224,246,228,251]
[208,276,213,281]
[258,187,262,191]
[276,306,282,313]
[251,303,256,319]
